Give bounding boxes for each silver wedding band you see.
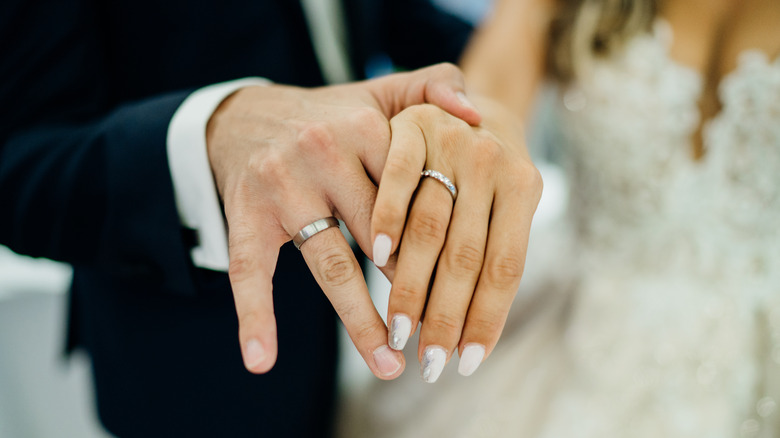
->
[421,169,457,201]
[293,217,340,250]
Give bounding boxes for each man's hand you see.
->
[371,99,542,382]
[205,64,480,379]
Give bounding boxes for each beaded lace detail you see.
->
[546,19,780,437]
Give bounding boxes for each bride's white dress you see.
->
[338,21,780,437]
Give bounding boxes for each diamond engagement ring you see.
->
[420,169,457,201]
[292,217,340,250]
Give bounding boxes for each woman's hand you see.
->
[206,63,481,380]
[371,99,542,382]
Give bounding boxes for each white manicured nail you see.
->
[244,339,265,370]
[373,345,402,377]
[373,233,392,267]
[388,315,412,350]
[458,344,485,376]
[421,345,447,383]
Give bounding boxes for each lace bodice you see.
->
[558,20,780,282]
[548,20,780,436]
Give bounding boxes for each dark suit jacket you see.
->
[0,1,471,436]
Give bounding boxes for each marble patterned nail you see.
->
[421,345,447,383]
[389,315,412,350]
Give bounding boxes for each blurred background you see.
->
[0,249,109,438]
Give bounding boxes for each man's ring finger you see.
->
[293,217,341,250]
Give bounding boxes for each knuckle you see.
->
[407,211,447,244]
[228,253,254,283]
[372,206,403,232]
[400,103,437,121]
[426,312,463,337]
[510,162,544,195]
[384,152,419,180]
[434,62,462,78]
[250,150,289,182]
[468,311,506,337]
[446,243,484,276]
[526,165,545,200]
[352,321,383,345]
[296,121,336,155]
[351,107,389,141]
[391,282,424,305]
[228,235,258,282]
[316,250,359,288]
[484,253,525,289]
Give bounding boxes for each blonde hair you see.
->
[549,0,658,81]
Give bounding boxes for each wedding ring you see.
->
[421,169,457,201]
[293,217,340,250]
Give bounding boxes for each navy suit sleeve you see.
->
[0,0,196,295]
[383,0,474,69]
[344,0,474,77]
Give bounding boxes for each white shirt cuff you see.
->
[167,77,271,272]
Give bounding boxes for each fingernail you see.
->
[244,339,265,370]
[456,91,477,111]
[388,314,412,350]
[421,345,447,383]
[373,233,392,267]
[458,343,485,376]
[373,345,403,377]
